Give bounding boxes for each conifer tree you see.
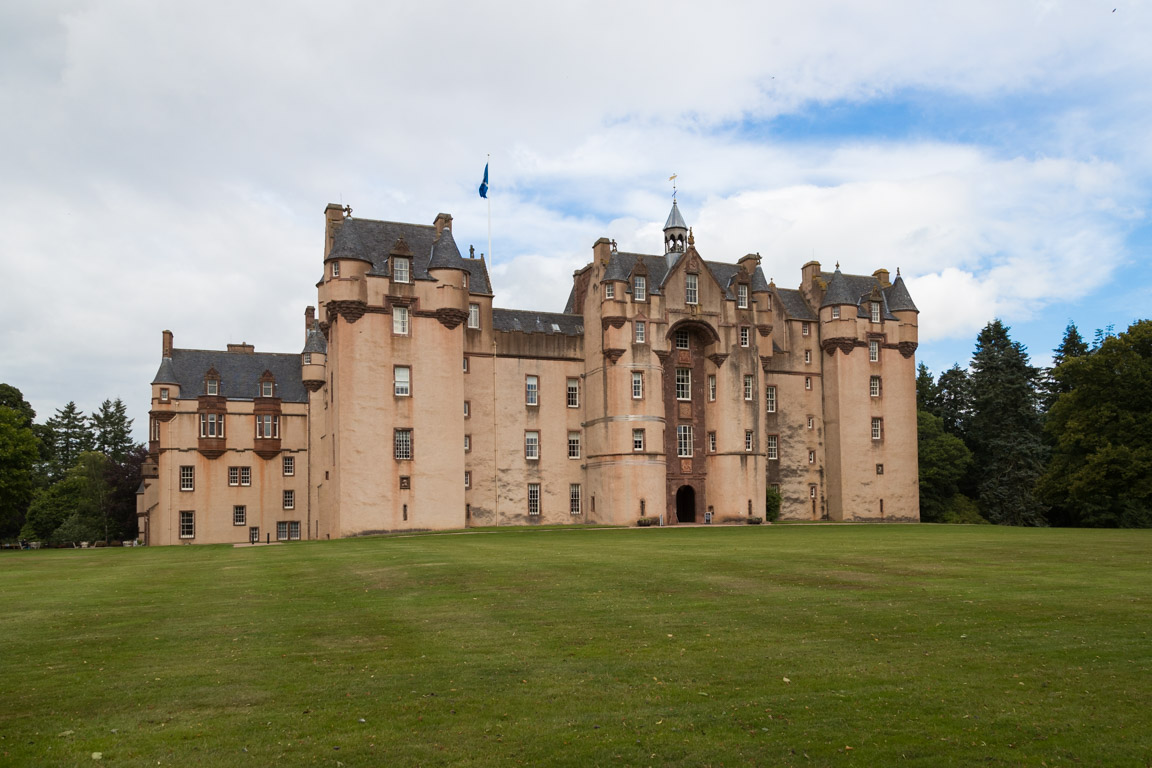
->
[44,401,94,481]
[932,364,973,441]
[1042,323,1089,412]
[916,363,938,413]
[91,398,135,462]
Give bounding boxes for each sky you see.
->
[2,0,1149,441]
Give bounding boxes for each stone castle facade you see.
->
[137,201,920,544]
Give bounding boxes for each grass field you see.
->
[1,525,1150,767]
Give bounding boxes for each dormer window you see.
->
[737,284,748,308]
[393,257,411,283]
[870,301,881,323]
[262,381,274,398]
[258,370,276,398]
[204,371,220,396]
[686,274,698,305]
[633,275,646,302]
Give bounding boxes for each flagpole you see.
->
[486,154,492,266]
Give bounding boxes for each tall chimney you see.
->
[162,330,173,358]
[433,212,453,237]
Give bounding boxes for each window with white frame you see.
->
[463,356,469,373]
[179,511,194,539]
[331,261,340,277]
[810,484,818,499]
[570,484,582,515]
[240,466,251,486]
[740,327,750,347]
[394,428,413,460]
[568,431,581,459]
[567,378,579,408]
[465,471,471,489]
[392,256,411,283]
[633,429,645,452]
[831,306,840,319]
[745,430,754,452]
[289,521,300,540]
[283,455,294,476]
[256,414,279,439]
[804,350,811,364]
[870,302,881,323]
[766,386,776,413]
[303,353,311,365]
[150,418,160,442]
[393,306,409,335]
[738,284,749,308]
[744,374,754,401]
[464,434,471,452]
[870,376,881,397]
[525,375,538,406]
[675,368,691,400]
[525,431,539,460]
[261,380,274,398]
[676,329,689,349]
[766,435,778,460]
[632,372,643,399]
[634,321,645,344]
[468,303,480,329]
[872,417,883,440]
[633,275,646,302]
[283,490,295,510]
[677,424,693,457]
[180,466,194,491]
[464,400,470,418]
[160,388,169,401]
[802,322,810,336]
[605,282,615,300]
[206,378,219,396]
[277,521,289,541]
[869,340,879,362]
[233,505,246,525]
[394,366,411,397]
[527,483,541,516]
[685,273,698,305]
[709,375,716,401]
[708,432,717,452]
[809,450,816,464]
[805,376,812,391]
[807,416,814,430]
[199,412,224,438]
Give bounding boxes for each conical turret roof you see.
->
[664,200,687,231]
[820,267,858,307]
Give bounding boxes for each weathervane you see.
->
[669,173,677,199]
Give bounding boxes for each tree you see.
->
[105,444,147,539]
[1039,319,1152,527]
[0,383,36,428]
[932,364,973,441]
[916,363,938,413]
[91,398,135,462]
[44,402,94,482]
[0,407,41,538]
[969,320,1047,526]
[917,411,978,523]
[20,451,114,544]
[1042,322,1089,412]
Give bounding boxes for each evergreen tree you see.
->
[932,364,973,441]
[91,398,135,462]
[969,320,1047,526]
[0,407,41,538]
[1042,322,1089,412]
[1039,319,1152,527]
[44,401,94,481]
[916,363,938,413]
[0,383,36,428]
[917,411,978,523]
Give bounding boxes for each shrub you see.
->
[636,517,657,527]
[765,487,782,522]
[746,516,763,525]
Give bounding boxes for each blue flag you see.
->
[479,163,489,199]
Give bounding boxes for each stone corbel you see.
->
[603,348,626,364]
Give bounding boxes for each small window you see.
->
[283,490,295,510]
[676,329,689,349]
[570,484,582,515]
[240,466,251,486]
[394,428,413,460]
[464,400,470,418]
[463,356,469,373]
[831,306,840,319]
[802,322,810,337]
[261,381,274,398]
[808,450,816,464]
[468,303,480,329]
[632,372,643,400]
[233,505,246,526]
[744,374,754,401]
[465,471,471,489]
[804,350,811,365]
[179,511,195,539]
[331,261,340,278]
[464,434,471,452]
[737,284,749,309]
[870,340,879,362]
[568,431,581,459]
[675,368,691,401]
[807,416,814,430]
[525,431,539,460]
[632,429,645,452]
[766,435,778,460]
[872,418,883,441]
[394,366,411,397]
[745,431,754,452]
[870,376,881,397]
[740,327,750,347]
[805,376,812,391]
[527,483,541,516]
[159,388,169,402]
[206,378,218,396]
[567,378,580,408]
[605,282,615,300]
[283,455,294,476]
[871,302,881,323]
[876,463,884,475]
[633,275,647,302]
[249,526,260,543]
[635,321,646,344]
[766,386,776,413]
[709,375,716,402]
[393,306,410,335]
[393,256,411,284]
[399,476,411,490]
[180,466,194,492]
[303,353,311,365]
[677,424,693,458]
[810,485,818,499]
[708,432,717,452]
[525,375,538,406]
[686,273,698,305]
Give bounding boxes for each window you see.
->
[745,431,754,452]
[463,356,469,373]
[240,466,251,486]
[677,425,694,457]
[160,388,169,401]
[686,273,698,305]
[802,322,810,336]
[205,378,218,396]
[876,463,884,475]
[766,386,776,413]
[831,306,840,319]
[468,303,480,329]
[179,511,194,539]
[399,475,411,490]
[331,261,340,277]
[632,372,643,399]
[568,431,581,459]
[810,485,818,499]
[256,414,279,439]
[708,432,717,452]
[676,329,689,349]
[632,429,645,452]
[261,381,274,398]
[807,416,814,430]
[633,275,646,302]
[872,418,883,441]
[233,505,246,526]
[738,284,749,308]
[804,350,811,365]
[393,306,409,335]
[464,434,471,452]
[743,375,754,401]
[570,484,582,515]
[277,521,289,541]
[249,526,259,543]
[283,455,294,476]
[394,366,411,397]
[605,282,615,300]
[709,375,716,402]
[808,450,816,464]
[180,466,194,491]
[567,378,579,408]
[199,413,224,438]
[740,327,750,347]
[675,368,691,400]
[766,435,778,460]
[525,431,539,460]
[150,419,160,442]
[871,302,881,323]
[394,428,413,460]
[634,321,646,344]
[303,353,312,365]
[870,340,879,362]
[465,471,471,489]
[805,376,812,391]
[283,490,295,510]
[527,483,541,516]
[870,376,881,397]
[464,401,470,418]
[525,375,538,406]
[393,257,411,283]
[289,521,300,540]
[463,273,469,290]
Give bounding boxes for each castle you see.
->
[136,201,920,544]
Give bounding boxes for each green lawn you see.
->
[1,525,1150,766]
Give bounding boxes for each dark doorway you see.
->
[676,485,696,523]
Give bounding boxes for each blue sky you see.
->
[0,0,1148,436]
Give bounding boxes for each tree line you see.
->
[0,385,145,545]
[917,318,1152,527]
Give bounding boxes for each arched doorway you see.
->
[675,485,696,523]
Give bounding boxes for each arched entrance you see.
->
[675,485,696,523]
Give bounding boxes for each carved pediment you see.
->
[707,353,729,368]
[390,237,413,257]
[603,348,626,365]
[821,337,858,355]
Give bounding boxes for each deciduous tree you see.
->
[0,407,40,538]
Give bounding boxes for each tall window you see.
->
[633,275,646,302]
[635,321,646,344]
[149,418,160,442]
[289,521,300,540]
[869,340,879,362]
[766,435,778,460]
[464,401,470,418]
[240,466,251,486]
[740,327,750,347]
[633,429,645,451]
[632,372,643,399]
[180,466,194,491]
[570,484,582,515]
[277,521,289,541]
[283,490,295,510]
[766,386,776,413]
[525,375,538,406]
[809,450,816,464]
[393,257,411,283]
[527,483,541,516]
[179,511,194,539]
[805,376,812,391]
[205,377,219,396]
[605,282,615,300]
[807,416,814,430]
[331,261,340,277]
[738,284,749,308]
[802,322,810,336]
[685,273,698,305]
[468,303,480,329]
[744,375,754,401]
[394,366,411,397]
[708,432,717,452]
[464,434,471,452]
[525,431,539,460]
[256,414,279,439]
[804,350,811,364]
[283,455,294,476]
[709,375,716,401]
[568,432,581,459]
[745,431,754,452]
[261,380,274,398]
[199,413,224,438]
[567,378,579,408]
[872,418,883,441]
[676,329,689,349]
[831,306,840,319]
[393,306,409,335]
[870,376,881,397]
[233,505,246,525]
[675,368,691,400]
[465,471,471,489]
[677,425,694,457]
[870,302,881,323]
[394,428,413,460]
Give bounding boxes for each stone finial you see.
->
[687,227,694,246]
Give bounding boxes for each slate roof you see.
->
[885,274,918,312]
[602,252,671,294]
[705,260,771,300]
[820,268,858,307]
[775,288,818,321]
[664,200,687,230]
[325,218,492,294]
[152,349,309,403]
[492,309,584,336]
[302,324,328,355]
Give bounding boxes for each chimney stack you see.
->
[162,330,173,358]
[434,212,453,237]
